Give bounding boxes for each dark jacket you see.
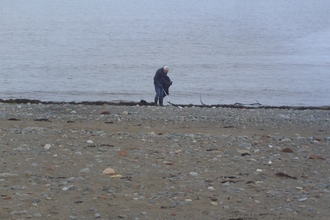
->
[153,67,166,86]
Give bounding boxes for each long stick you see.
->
[162,88,171,103]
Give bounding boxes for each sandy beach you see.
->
[0,102,330,220]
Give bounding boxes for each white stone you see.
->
[102,168,116,175]
[44,144,51,150]
[79,168,90,175]
[189,172,198,177]
[0,173,18,177]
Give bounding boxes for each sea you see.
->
[1,0,330,106]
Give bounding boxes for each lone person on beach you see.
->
[153,66,171,106]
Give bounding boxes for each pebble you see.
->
[78,168,90,175]
[0,173,18,177]
[102,168,116,175]
[44,144,52,150]
[298,198,308,202]
[189,172,198,177]
[24,170,34,176]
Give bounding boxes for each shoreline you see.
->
[1,98,330,110]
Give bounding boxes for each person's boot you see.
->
[159,98,163,106]
[154,98,158,105]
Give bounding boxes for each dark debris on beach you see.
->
[1,98,329,110]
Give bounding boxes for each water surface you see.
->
[1,0,330,106]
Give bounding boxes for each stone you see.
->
[101,111,110,115]
[281,148,294,153]
[309,155,318,159]
[237,150,249,154]
[119,150,127,157]
[110,174,122,178]
[46,165,56,171]
[298,198,307,202]
[189,172,198,177]
[102,168,116,175]
[44,144,52,150]
[24,170,34,176]
[239,143,253,149]
[0,173,18,178]
[78,168,90,175]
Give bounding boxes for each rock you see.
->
[189,172,198,177]
[309,154,318,159]
[119,150,127,157]
[78,168,90,175]
[46,165,56,171]
[101,111,110,115]
[10,186,20,190]
[102,168,116,175]
[281,148,294,153]
[44,144,51,150]
[237,150,249,154]
[0,173,18,178]
[110,174,122,178]
[208,186,215,191]
[24,170,34,176]
[211,201,218,206]
[281,138,292,143]
[239,143,252,149]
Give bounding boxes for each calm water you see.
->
[1,0,330,106]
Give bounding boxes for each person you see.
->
[153,66,172,106]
